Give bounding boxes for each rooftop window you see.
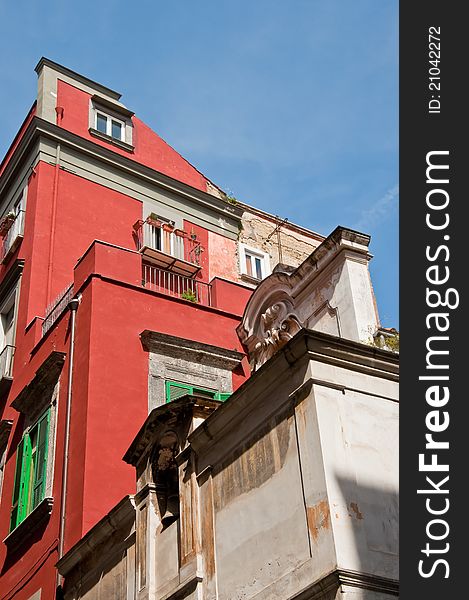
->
[95,111,125,142]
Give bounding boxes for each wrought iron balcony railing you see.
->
[42,284,74,336]
[142,264,212,307]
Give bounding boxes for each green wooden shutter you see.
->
[215,392,231,402]
[32,409,50,510]
[18,433,32,525]
[10,437,25,531]
[165,381,193,403]
[9,432,33,530]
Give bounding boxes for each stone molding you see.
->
[124,395,219,467]
[11,351,66,418]
[56,495,136,577]
[141,330,244,371]
[289,569,399,599]
[3,497,53,553]
[237,226,376,371]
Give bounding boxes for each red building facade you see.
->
[0,59,273,599]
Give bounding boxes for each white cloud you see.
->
[356,184,399,231]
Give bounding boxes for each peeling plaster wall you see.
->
[212,410,322,600]
[207,230,238,282]
[239,210,321,272]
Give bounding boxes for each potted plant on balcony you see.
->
[181,289,198,303]
[146,213,162,228]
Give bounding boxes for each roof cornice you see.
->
[0,117,244,222]
[35,57,121,101]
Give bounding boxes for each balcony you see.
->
[0,345,14,392]
[1,210,25,263]
[42,284,74,337]
[134,218,201,278]
[143,264,212,307]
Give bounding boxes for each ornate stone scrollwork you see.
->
[250,301,302,370]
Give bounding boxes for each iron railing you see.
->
[143,264,212,307]
[0,345,15,380]
[42,283,74,336]
[1,210,25,261]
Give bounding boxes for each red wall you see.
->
[56,80,209,193]
[0,81,252,596]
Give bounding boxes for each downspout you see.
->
[46,142,61,305]
[57,297,80,586]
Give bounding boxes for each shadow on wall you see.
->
[334,475,399,587]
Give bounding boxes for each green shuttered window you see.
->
[165,381,231,403]
[10,409,50,531]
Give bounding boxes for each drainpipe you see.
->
[46,142,61,305]
[57,297,80,586]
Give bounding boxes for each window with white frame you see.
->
[90,100,133,147]
[0,286,19,380]
[239,244,270,281]
[95,111,126,142]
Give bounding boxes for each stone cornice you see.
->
[0,259,24,304]
[289,568,399,599]
[56,495,135,577]
[11,351,66,416]
[141,330,245,370]
[90,94,134,118]
[0,116,244,224]
[3,497,53,553]
[124,395,220,467]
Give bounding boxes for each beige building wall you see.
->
[58,331,398,600]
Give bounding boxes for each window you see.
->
[0,286,19,380]
[165,381,231,403]
[1,186,27,262]
[90,98,133,148]
[95,111,125,141]
[10,409,50,531]
[239,244,270,281]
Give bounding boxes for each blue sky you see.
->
[0,0,398,326]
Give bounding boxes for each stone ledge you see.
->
[89,128,134,152]
[141,330,244,370]
[3,497,53,553]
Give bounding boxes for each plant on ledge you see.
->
[181,289,198,303]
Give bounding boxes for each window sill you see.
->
[3,497,53,553]
[89,128,134,152]
[240,273,262,286]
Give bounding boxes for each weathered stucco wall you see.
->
[239,209,321,272]
[59,331,398,600]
